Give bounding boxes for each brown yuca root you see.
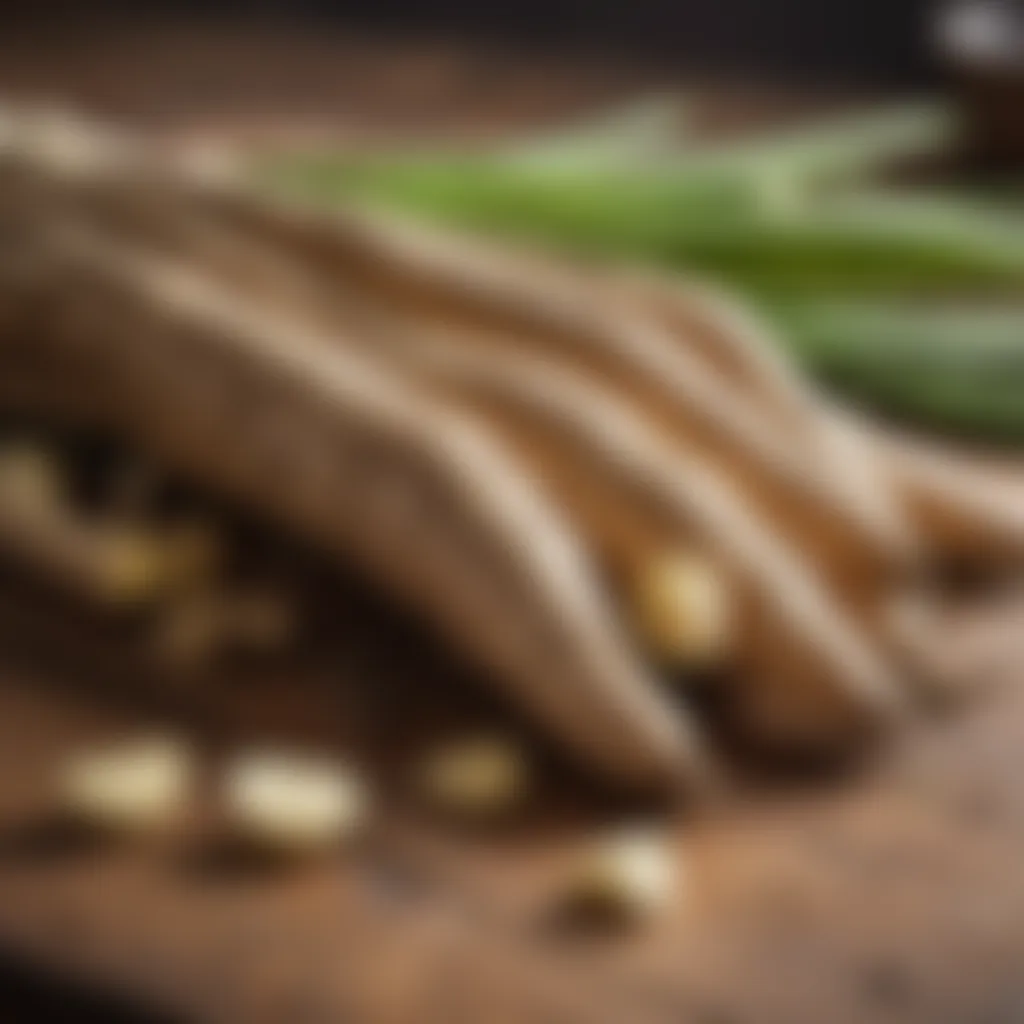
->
[4,119,930,662]
[0,223,704,794]
[365,331,904,743]
[618,269,1024,572]
[0,239,905,753]
[95,174,917,638]
[0,105,1008,791]
[7,200,903,744]
[202,200,919,592]
[0,132,918,604]
[606,273,1024,693]
[184,231,912,728]
[607,270,910,547]
[852,421,1024,569]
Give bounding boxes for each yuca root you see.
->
[0,212,907,757]
[201,199,921,589]
[0,220,705,793]
[0,122,915,602]
[616,266,1024,572]
[3,105,1008,789]
[341,320,906,745]
[0,119,922,603]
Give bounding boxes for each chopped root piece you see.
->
[59,735,193,835]
[418,735,530,818]
[631,551,733,669]
[224,750,368,855]
[561,827,679,924]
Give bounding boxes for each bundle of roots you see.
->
[1,108,1022,798]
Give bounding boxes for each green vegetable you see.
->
[252,100,1024,441]
[768,299,1024,441]
[262,162,1024,297]
[505,95,690,169]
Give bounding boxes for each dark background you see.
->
[8,0,938,84]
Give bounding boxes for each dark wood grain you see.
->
[0,573,1022,1023]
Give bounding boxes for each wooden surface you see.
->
[0,21,881,147]
[0,572,1024,1023]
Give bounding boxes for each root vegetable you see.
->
[562,827,678,923]
[60,735,192,834]
[0,223,705,793]
[418,736,529,817]
[224,750,367,854]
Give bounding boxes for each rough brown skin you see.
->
[619,271,1024,572]
[223,253,906,750]
[387,339,907,751]
[601,273,1024,701]
[0,223,706,795]
[39,167,910,745]
[0,278,912,750]
[1,126,922,603]
[172,194,920,703]
[0,109,948,770]
[8,110,1013,577]
[852,422,1024,570]
[39,166,921,633]
[0,108,903,594]
[0,261,906,758]
[202,197,920,593]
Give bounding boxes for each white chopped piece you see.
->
[224,751,367,854]
[418,735,529,817]
[61,735,193,834]
[632,552,732,666]
[566,827,679,922]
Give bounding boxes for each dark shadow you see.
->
[0,945,180,1024]
[175,834,312,883]
[0,815,116,865]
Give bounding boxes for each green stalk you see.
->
[767,299,1024,441]
[252,101,1024,441]
[261,167,1024,296]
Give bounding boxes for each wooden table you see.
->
[0,570,1023,1023]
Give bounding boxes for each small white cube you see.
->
[566,827,679,922]
[224,751,367,855]
[61,736,193,834]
